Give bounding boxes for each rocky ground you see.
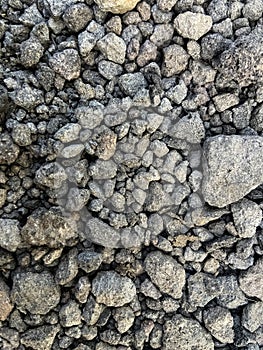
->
[0,0,263,349]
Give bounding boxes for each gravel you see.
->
[1,0,263,348]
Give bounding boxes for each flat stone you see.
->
[92,271,136,307]
[203,306,234,343]
[202,135,263,207]
[0,278,13,321]
[231,198,262,238]
[239,258,263,301]
[11,271,61,314]
[163,315,214,350]
[0,219,21,252]
[94,0,141,14]
[49,49,81,81]
[174,12,212,40]
[21,325,60,350]
[144,251,185,299]
[213,93,239,112]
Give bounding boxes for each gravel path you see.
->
[0,0,263,349]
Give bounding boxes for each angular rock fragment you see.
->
[144,251,185,299]
[202,135,263,207]
[0,219,21,252]
[21,208,78,248]
[218,32,263,87]
[231,198,262,238]
[62,4,93,32]
[11,271,60,314]
[97,33,126,64]
[59,300,82,327]
[118,72,147,97]
[174,12,212,40]
[35,162,67,189]
[242,301,263,333]
[94,0,141,14]
[0,133,19,165]
[170,112,205,144]
[163,315,214,350]
[20,37,44,67]
[239,258,263,300]
[92,271,136,307]
[162,44,189,77]
[21,325,60,350]
[0,278,13,321]
[213,93,239,112]
[11,84,44,111]
[203,306,234,344]
[49,49,81,80]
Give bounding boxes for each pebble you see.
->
[231,199,262,238]
[203,306,234,344]
[118,72,147,97]
[0,278,13,321]
[0,133,20,164]
[94,0,141,14]
[62,4,93,32]
[202,135,263,207]
[163,315,214,350]
[144,251,185,299]
[92,271,136,307]
[242,301,263,333]
[239,258,263,301]
[20,325,60,350]
[11,271,61,314]
[0,219,21,252]
[97,33,126,64]
[174,12,212,40]
[59,300,82,327]
[49,49,81,80]
[20,37,44,67]
[162,44,189,77]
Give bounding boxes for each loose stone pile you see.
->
[0,0,263,349]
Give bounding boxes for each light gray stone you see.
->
[11,271,60,314]
[170,112,205,143]
[202,135,263,207]
[0,278,13,321]
[203,306,234,344]
[49,49,81,80]
[0,219,21,252]
[174,12,212,40]
[162,44,189,77]
[144,251,185,299]
[118,72,147,97]
[92,271,136,307]
[163,315,214,350]
[242,301,263,333]
[231,199,262,238]
[239,258,263,301]
[97,33,126,64]
[94,0,141,14]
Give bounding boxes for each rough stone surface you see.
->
[0,219,21,252]
[202,135,263,207]
[174,12,213,40]
[21,325,60,350]
[0,133,20,165]
[231,199,262,238]
[203,306,234,343]
[144,251,186,299]
[163,315,214,350]
[49,49,81,80]
[0,278,13,321]
[21,208,78,248]
[162,44,189,77]
[242,302,263,333]
[97,33,126,64]
[11,271,61,314]
[92,271,136,307]
[239,258,263,301]
[94,0,141,14]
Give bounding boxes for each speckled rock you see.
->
[94,0,141,14]
[92,271,136,307]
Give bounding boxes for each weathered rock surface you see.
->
[11,271,61,314]
[144,251,185,299]
[94,0,141,14]
[202,135,263,207]
[0,278,13,321]
[0,219,21,252]
[163,315,214,350]
[174,12,212,40]
[92,271,136,307]
[239,258,263,300]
